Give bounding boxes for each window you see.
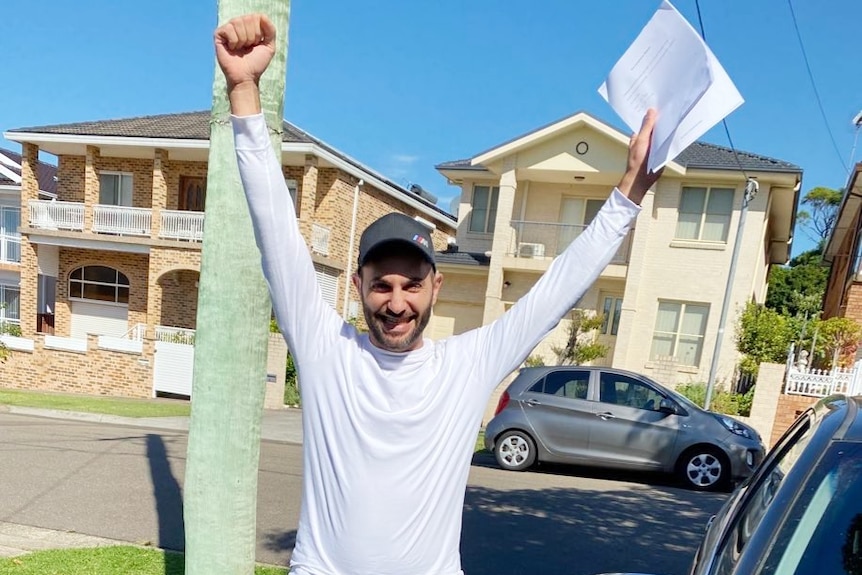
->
[0,284,20,325]
[650,301,709,366]
[0,206,20,263]
[179,176,206,211]
[598,372,664,411]
[469,185,499,233]
[285,179,299,210]
[601,296,623,336]
[529,370,590,400]
[676,186,734,242]
[69,266,130,304]
[559,197,604,249]
[99,172,133,206]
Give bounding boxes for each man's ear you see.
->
[352,272,362,294]
[431,271,444,306]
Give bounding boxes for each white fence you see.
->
[29,200,85,231]
[785,362,862,397]
[93,205,152,236]
[161,210,205,242]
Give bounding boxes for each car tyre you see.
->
[677,446,729,491]
[494,430,537,471]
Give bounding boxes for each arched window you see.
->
[69,266,129,304]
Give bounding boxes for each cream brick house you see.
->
[1,111,455,398]
[432,111,802,398]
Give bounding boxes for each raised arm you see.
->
[215,14,343,358]
[468,110,661,387]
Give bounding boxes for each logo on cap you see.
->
[413,234,429,248]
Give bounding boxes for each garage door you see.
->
[428,302,484,340]
[70,301,129,339]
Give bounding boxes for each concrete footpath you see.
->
[0,405,304,559]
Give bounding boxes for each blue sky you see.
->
[3,0,859,256]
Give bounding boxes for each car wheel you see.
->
[494,430,537,471]
[677,447,729,491]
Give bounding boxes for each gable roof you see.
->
[0,148,58,195]
[6,112,455,223]
[436,110,801,175]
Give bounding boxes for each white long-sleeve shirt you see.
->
[233,113,640,575]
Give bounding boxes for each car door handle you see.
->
[525,398,542,407]
[596,411,616,420]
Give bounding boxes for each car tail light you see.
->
[494,391,510,416]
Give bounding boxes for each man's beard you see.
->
[363,303,433,352]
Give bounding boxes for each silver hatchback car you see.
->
[484,366,764,491]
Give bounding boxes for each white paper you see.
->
[599,0,744,171]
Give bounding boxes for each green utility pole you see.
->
[184,2,289,574]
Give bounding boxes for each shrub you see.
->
[283,352,300,407]
[675,382,753,417]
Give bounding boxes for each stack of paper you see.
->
[599,0,744,172]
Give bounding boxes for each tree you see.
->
[765,248,829,318]
[736,301,793,377]
[551,310,608,365]
[796,186,842,246]
[183,3,289,575]
[818,317,862,368]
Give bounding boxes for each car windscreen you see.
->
[757,442,862,575]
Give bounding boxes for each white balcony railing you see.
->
[311,223,330,255]
[508,220,633,264]
[156,325,196,345]
[29,200,85,231]
[160,210,205,242]
[92,205,152,236]
[0,234,20,264]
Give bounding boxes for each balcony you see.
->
[28,200,205,244]
[509,220,632,265]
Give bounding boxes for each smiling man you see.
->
[216,13,660,575]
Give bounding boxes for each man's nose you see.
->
[387,289,408,315]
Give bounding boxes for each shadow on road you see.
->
[461,477,725,575]
[146,433,185,571]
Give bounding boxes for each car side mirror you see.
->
[659,398,677,415]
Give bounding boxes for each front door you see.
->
[179,176,206,212]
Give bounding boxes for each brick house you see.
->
[1,111,455,398]
[431,111,802,421]
[823,163,862,323]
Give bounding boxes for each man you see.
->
[215,13,660,575]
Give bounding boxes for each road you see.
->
[0,412,727,574]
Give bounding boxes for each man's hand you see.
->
[214,14,277,115]
[617,109,663,205]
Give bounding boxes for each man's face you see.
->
[353,251,443,353]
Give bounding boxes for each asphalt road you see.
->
[0,412,728,574]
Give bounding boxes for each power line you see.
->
[693,0,749,181]
[786,0,850,175]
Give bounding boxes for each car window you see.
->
[529,370,589,400]
[757,443,862,575]
[711,414,814,575]
[598,372,664,411]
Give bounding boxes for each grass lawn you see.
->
[0,390,191,418]
[0,546,286,574]
[475,428,486,453]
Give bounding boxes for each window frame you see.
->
[0,283,21,325]
[68,265,130,306]
[468,184,500,234]
[675,186,735,243]
[98,171,134,207]
[650,300,710,367]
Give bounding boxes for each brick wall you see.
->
[770,394,817,446]
[147,247,202,330]
[1,334,155,398]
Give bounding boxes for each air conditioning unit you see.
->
[518,242,546,258]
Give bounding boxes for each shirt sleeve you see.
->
[459,189,641,391]
[232,113,344,361]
